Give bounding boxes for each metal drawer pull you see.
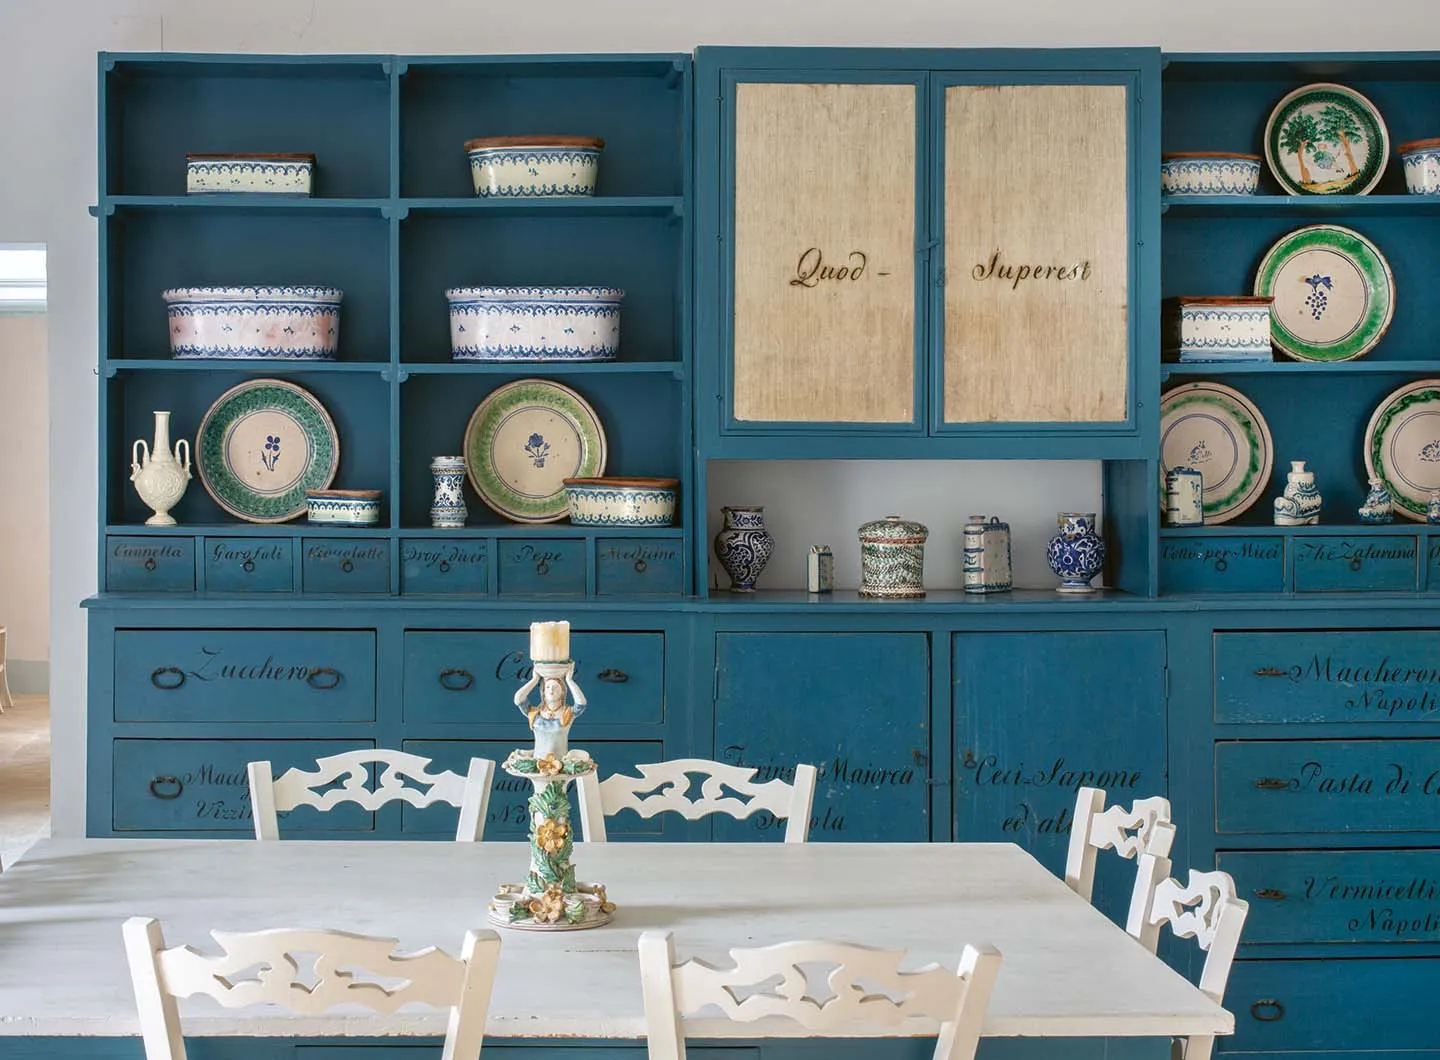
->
[1254,777,1290,790]
[597,668,629,684]
[1253,667,1287,677]
[148,776,183,800]
[439,668,475,691]
[150,666,186,690]
[1250,999,1285,1022]
[438,559,451,573]
[242,558,255,573]
[306,667,341,690]
[1349,556,1364,572]
[340,558,354,573]
[1253,888,1287,901]
[143,557,157,571]
[634,558,648,573]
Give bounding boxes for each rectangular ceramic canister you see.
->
[1165,466,1204,526]
[1165,296,1274,362]
[962,516,1013,593]
[185,153,315,195]
[807,545,834,593]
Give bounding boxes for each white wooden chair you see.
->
[1064,786,1174,925]
[246,748,494,842]
[0,626,12,713]
[122,916,500,1060]
[638,930,1001,1060]
[575,757,818,843]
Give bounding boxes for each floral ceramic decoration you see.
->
[306,489,381,526]
[1265,83,1389,195]
[1160,382,1274,524]
[857,515,929,599]
[1160,152,1261,196]
[1165,296,1273,363]
[464,135,603,197]
[185,153,315,195]
[1364,379,1440,521]
[1046,513,1106,594]
[163,285,342,360]
[713,506,773,592]
[563,477,677,527]
[446,286,623,362]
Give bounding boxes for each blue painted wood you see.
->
[1292,535,1419,592]
[204,536,295,592]
[1159,534,1286,593]
[302,537,391,593]
[106,535,195,591]
[114,629,376,723]
[595,538,685,595]
[497,538,588,596]
[400,538,490,594]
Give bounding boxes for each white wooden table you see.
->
[0,839,1230,1043]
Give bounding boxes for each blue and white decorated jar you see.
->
[962,515,1012,594]
[185,152,315,195]
[1160,152,1262,196]
[1046,512,1106,594]
[430,456,467,529]
[446,286,623,362]
[1398,138,1440,195]
[563,477,678,527]
[306,489,381,526]
[858,515,929,599]
[1164,466,1205,527]
[1165,296,1274,363]
[464,135,603,197]
[713,505,774,593]
[162,285,342,360]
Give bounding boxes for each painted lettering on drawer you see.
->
[303,538,389,593]
[1159,537,1284,593]
[1216,631,1440,723]
[959,751,1142,838]
[1292,536,1418,592]
[106,536,195,591]
[400,539,488,594]
[205,538,293,592]
[498,539,586,595]
[595,539,684,595]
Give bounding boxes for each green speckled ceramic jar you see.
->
[858,515,928,599]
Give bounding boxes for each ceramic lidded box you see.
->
[186,152,315,195]
[563,477,678,527]
[446,286,623,362]
[858,515,928,599]
[1164,296,1274,363]
[163,285,342,360]
[464,135,603,197]
[306,489,381,526]
[1160,152,1262,196]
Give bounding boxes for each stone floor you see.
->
[0,694,50,870]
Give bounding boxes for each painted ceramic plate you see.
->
[196,379,339,523]
[1254,224,1394,362]
[1264,83,1389,195]
[1160,382,1274,524]
[464,379,607,523]
[1365,380,1440,521]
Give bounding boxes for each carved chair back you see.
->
[1063,785,1174,908]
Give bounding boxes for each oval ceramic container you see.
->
[464,135,603,197]
[306,489,381,526]
[1365,379,1440,521]
[1398,138,1440,195]
[1264,83,1389,195]
[163,286,342,360]
[1160,382,1274,525]
[446,286,624,362]
[1164,296,1274,363]
[185,152,315,195]
[1253,224,1394,362]
[857,515,929,599]
[1160,152,1262,196]
[562,477,678,527]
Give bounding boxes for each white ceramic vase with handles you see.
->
[131,410,191,526]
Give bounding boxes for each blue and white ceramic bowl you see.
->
[1399,138,1440,194]
[306,489,381,526]
[185,152,315,195]
[446,286,624,362]
[163,285,342,360]
[1161,152,1262,196]
[563,477,677,527]
[464,136,603,197]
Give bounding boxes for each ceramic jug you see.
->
[130,410,191,526]
[713,505,774,592]
[1273,460,1322,526]
[1046,512,1106,593]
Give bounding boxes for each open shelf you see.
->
[102,195,388,216]
[109,359,391,374]
[1162,194,1440,217]
[401,361,684,378]
[1162,360,1440,379]
[400,196,682,218]
[1161,523,1431,537]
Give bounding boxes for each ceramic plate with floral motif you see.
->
[196,379,339,522]
[1365,379,1440,521]
[1254,224,1394,362]
[1264,83,1389,195]
[464,379,606,523]
[1160,382,1273,524]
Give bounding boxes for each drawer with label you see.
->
[595,538,684,595]
[204,537,294,592]
[106,536,195,592]
[1159,536,1285,594]
[400,538,489,594]
[1291,535,1419,592]
[496,538,586,596]
[302,538,390,593]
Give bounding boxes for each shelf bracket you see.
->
[102,363,118,379]
[666,59,685,88]
[394,60,409,76]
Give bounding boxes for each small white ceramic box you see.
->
[1160,152,1262,196]
[306,489,381,526]
[163,286,343,360]
[1164,296,1274,363]
[446,286,623,361]
[186,153,315,195]
[464,136,603,197]
[563,477,677,527]
[1399,138,1440,195]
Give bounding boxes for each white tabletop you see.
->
[0,839,1231,1040]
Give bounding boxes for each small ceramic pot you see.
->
[1165,466,1205,527]
[1046,513,1106,594]
[163,286,342,360]
[446,286,623,362]
[1165,296,1274,363]
[185,152,315,195]
[1161,152,1262,196]
[430,456,467,529]
[563,477,678,527]
[306,489,381,526]
[713,505,774,593]
[858,515,928,599]
[464,135,603,197]
[1398,138,1440,195]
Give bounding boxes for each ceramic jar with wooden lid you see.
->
[858,515,928,598]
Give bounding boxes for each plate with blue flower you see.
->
[464,379,607,523]
[1365,379,1440,521]
[196,378,339,522]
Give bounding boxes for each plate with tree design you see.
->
[1265,83,1389,195]
[464,378,607,523]
[196,378,340,522]
[1365,379,1440,521]
[1161,382,1274,524]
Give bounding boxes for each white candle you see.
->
[530,620,570,662]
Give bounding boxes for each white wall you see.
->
[3,0,1438,836]
[0,313,50,688]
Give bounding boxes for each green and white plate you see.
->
[196,379,339,523]
[1160,382,1274,524]
[1254,224,1394,362]
[1264,83,1389,195]
[464,378,607,523]
[1365,379,1440,522]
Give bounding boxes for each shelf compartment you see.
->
[401,196,682,218]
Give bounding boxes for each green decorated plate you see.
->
[1160,382,1273,524]
[464,379,607,523]
[196,379,340,523]
[1264,83,1389,195]
[1254,224,1394,363]
[1365,379,1440,521]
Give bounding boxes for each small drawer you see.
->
[114,629,377,723]
[113,738,374,833]
[400,538,489,595]
[1215,630,1440,724]
[1428,539,1440,590]
[1292,535,1418,592]
[1215,739,1440,835]
[204,537,294,592]
[1159,536,1284,594]
[1218,849,1440,945]
[596,538,684,595]
[302,538,390,593]
[106,536,195,592]
[402,630,665,728]
[497,538,586,596]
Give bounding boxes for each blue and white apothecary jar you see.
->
[430,456,468,529]
[1045,512,1106,594]
[962,515,1012,593]
[713,505,774,592]
[1164,466,1205,527]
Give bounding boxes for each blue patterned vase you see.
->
[429,456,468,529]
[1045,512,1106,594]
[714,505,774,593]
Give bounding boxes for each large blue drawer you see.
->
[113,738,374,833]
[400,538,489,595]
[302,538,390,593]
[402,631,664,729]
[1215,630,1440,724]
[114,630,376,723]
[106,536,195,592]
[1216,739,1440,834]
[204,537,294,592]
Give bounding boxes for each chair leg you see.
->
[0,665,11,712]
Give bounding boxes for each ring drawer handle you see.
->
[1214,557,1228,572]
[340,558,354,573]
[439,668,475,691]
[597,668,629,684]
[143,557,157,571]
[1254,777,1290,790]
[1253,888,1287,901]
[634,558,648,573]
[242,559,255,573]
[1349,556,1364,572]
[438,559,451,573]
[148,776,183,800]
[150,666,186,690]
[1250,999,1285,1022]
[306,667,341,690]
[1253,667,1287,677]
